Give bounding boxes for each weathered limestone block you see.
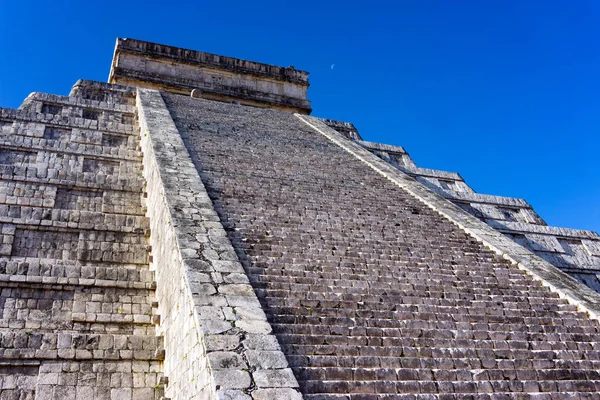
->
[0,224,15,255]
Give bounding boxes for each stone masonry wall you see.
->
[137,89,216,400]
[111,38,311,114]
[164,93,600,399]
[0,81,165,400]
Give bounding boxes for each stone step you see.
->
[277,334,600,356]
[262,292,572,312]
[258,290,578,314]
[254,281,558,302]
[271,316,600,338]
[283,345,600,368]
[302,390,600,400]
[272,324,600,346]
[264,305,597,327]
[299,379,600,395]
[258,285,564,305]
[287,354,600,370]
[251,274,564,293]
[248,266,558,290]
[247,259,541,276]
[262,302,592,324]
[294,366,600,382]
[252,272,557,288]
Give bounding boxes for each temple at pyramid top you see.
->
[109,38,312,113]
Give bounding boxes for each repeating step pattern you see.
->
[164,93,600,399]
[354,140,600,292]
[0,81,164,399]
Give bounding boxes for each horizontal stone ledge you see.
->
[0,177,144,196]
[0,349,164,361]
[0,279,155,293]
[448,193,530,207]
[0,359,41,367]
[0,274,154,289]
[0,217,149,234]
[0,142,143,163]
[0,172,145,192]
[0,110,136,135]
[21,100,136,117]
[71,313,155,325]
[23,92,137,113]
[0,332,163,350]
[407,168,463,180]
[489,221,600,240]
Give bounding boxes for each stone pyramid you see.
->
[1,38,600,399]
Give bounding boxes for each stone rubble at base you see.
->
[1,38,600,399]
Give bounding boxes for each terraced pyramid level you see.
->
[0,82,165,399]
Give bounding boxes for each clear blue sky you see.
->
[1,0,599,233]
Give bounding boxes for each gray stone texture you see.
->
[3,38,600,400]
[111,38,311,114]
[357,139,600,292]
[164,92,600,398]
[137,88,300,400]
[0,81,164,399]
